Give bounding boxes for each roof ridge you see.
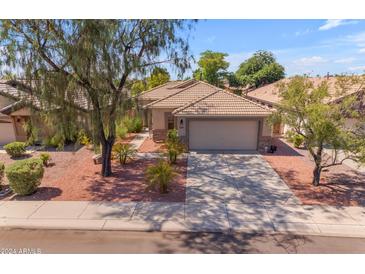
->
[196,80,222,91]
[168,79,196,89]
[172,90,220,115]
[221,90,271,111]
[137,82,171,98]
[144,81,201,108]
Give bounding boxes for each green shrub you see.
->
[0,162,4,190]
[112,143,137,165]
[43,134,65,150]
[5,158,44,195]
[133,116,143,133]
[122,116,135,133]
[122,116,143,133]
[166,129,185,164]
[166,142,185,164]
[116,123,128,139]
[39,153,51,167]
[167,129,179,143]
[4,142,26,157]
[292,134,305,148]
[77,129,91,146]
[145,160,177,193]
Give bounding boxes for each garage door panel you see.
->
[0,122,16,145]
[189,120,258,151]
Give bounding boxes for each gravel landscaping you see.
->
[138,137,166,153]
[263,138,365,206]
[0,141,187,202]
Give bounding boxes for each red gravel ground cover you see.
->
[138,137,166,153]
[263,138,365,206]
[1,146,186,202]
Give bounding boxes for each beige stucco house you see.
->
[0,79,91,145]
[138,79,274,151]
[0,81,36,144]
[245,76,365,135]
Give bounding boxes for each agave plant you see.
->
[112,143,137,165]
[145,160,177,194]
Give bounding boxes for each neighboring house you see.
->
[139,79,273,151]
[0,79,91,145]
[245,76,365,135]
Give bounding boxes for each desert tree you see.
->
[193,50,229,87]
[0,19,195,176]
[235,50,285,88]
[271,75,365,186]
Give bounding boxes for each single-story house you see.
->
[139,79,274,151]
[245,76,365,135]
[0,79,91,145]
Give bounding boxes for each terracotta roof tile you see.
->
[147,81,219,108]
[138,80,197,101]
[246,76,363,106]
[173,90,272,117]
[0,79,92,113]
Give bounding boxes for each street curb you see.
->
[1,219,365,239]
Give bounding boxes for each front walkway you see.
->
[0,151,365,237]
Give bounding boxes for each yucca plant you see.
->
[145,160,177,193]
[112,143,137,165]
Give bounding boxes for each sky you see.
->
[180,19,365,78]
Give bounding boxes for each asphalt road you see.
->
[0,229,365,254]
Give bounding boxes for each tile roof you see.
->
[246,76,363,106]
[146,81,219,109]
[0,79,92,113]
[0,80,42,110]
[137,79,197,101]
[173,90,272,117]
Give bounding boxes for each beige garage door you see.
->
[0,122,16,145]
[189,120,259,151]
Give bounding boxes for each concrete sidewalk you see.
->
[0,201,365,238]
[130,129,149,150]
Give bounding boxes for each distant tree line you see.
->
[193,50,285,91]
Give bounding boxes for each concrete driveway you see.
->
[1,151,364,236]
[186,152,300,205]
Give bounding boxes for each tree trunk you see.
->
[160,183,168,194]
[312,164,322,186]
[101,138,114,177]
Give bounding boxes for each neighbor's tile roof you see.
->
[0,79,92,113]
[0,80,42,110]
[173,90,272,117]
[246,76,363,106]
[138,79,197,101]
[146,81,219,109]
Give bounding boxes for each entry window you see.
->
[166,113,174,130]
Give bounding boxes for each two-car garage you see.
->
[188,119,260,151]
[171,89,272,151]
